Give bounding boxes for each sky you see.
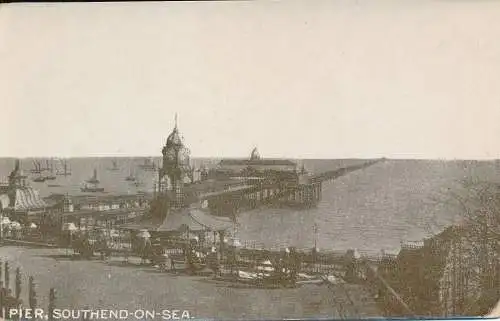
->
[1,1,500,159]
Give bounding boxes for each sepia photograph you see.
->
[0,1,500,320]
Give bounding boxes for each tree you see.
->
[431,178,500,315]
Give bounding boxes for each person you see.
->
[141,239,152,265]
[185,244,194,274]
[170,254,176,273]
[207,247,218,275]
[288,247,300,285]
[158,248,169,272]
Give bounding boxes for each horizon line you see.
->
[0,155,500,162]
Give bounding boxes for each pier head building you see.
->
[200,148,323,217]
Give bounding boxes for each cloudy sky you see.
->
[1,1,500,159]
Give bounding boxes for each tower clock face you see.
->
[165,149,177,162]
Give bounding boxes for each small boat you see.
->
[138,158,157,172]
[125,169,136,182]
[108,159,120,171]
[81,183,104,193]
[81,168,104,192]
[86,168,100,184]
[33,175,46,183]
[48,184,62,188]
[56,159,72,176]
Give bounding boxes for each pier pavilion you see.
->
[0,160,48,220]
[200,148,322,216]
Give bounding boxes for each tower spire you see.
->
[174,113,178,129]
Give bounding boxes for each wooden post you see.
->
[218,231,225,261]
[5,261,9,291]
[15,267,21,300]
[48,288,55,321]
[0,281,4,316]
[29,276,37,310]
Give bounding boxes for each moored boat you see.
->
[33,174,46,182]
[86,168,100,184]
[125,168,136,182]
[138,158,157,172]
[81,183,105,193]
[56,159,72,176]
[44,159,56,180]
[108,159,120,171]
[81,168,104,192]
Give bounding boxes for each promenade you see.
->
[0,245,381,320]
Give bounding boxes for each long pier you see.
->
[310,158,385,183]
[199,158,385,216]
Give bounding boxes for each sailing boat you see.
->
[138,158,157,172]
[31,160,45,182]
[86,168,100,184]
[81,168,104,192]
[108,159,120,171]
[132,171,144,187]
[44,159,56,180]
[30,159,43,174]
[125,168,136,182]
[56,159,72,176]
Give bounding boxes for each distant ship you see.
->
[81,183,105,193]
[81,169,104,193]
[125,168,136,182]
[56,159,72,176]
[138,158,157,172]
[44,159,56,180]
[108,159,120,171]
[30,159,43,174]
[33,175,46,183]
[86,168,100,184]
[32,160,46,182]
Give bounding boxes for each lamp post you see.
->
[313,223,319,272]
[313,223,318,250]
[0,210,3,243]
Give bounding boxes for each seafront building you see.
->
[0,160,150,233]
[0,160,48,217]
